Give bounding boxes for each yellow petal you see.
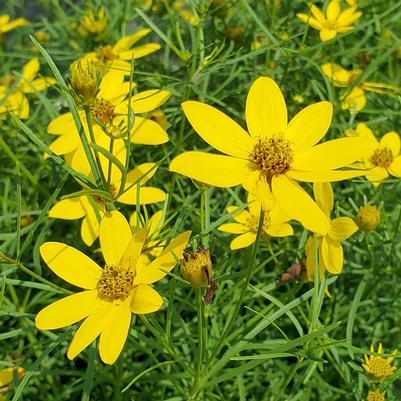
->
[22,58,39,83]
[118,186,166,205]
[293,137,369,171]
[100,210,132,266]
[389,156,401,178]
[129,43,161,59]
[81,214,100,246]
[321,236,343,274]
[35,290,99,330]
[130,284,163,314]
[321,63,352,87]
[242,170,275,210]
[226,206,253,225]
[40,242,102,289]
[182,101,253,158]
[113,29,151,52]
[99,302,131,365]
[125,162,158,185]
[341,87,366,112]
[130,90,171,113]
[310,4,326,24]
[230,232,257,250]
[288,169,365,182]
[135,231,191,284]
[313,182,333,216]
[67,302,113,360]
[130,116,169,145]
[49,197,86,219]
[48,133,80,156]
[326,0,341,21]
[218,223,248,234]
[319,29,337,41]
[0,17,28,33]
[296,13,324,30]
[329,217,358,241]
[148,210,164,235]
[365,166,389,184]
[337,7,362,26]
[97,69,127,101]
[245,76,287,139]
[266,223,293,237]
[272,175,330,235]
[1,91,29,119]
[121,227,147,271]
[21,77,56,93]
[284,101,333,153]
[47,111,85,135]
[380,131,400,156]
[170,151,251,187]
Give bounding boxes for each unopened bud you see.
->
[70,59,98,101]
[355,205,380,232]
[180,246,213,288]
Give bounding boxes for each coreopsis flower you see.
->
[363,343,397,382]
[322,63,400,112]
[0,58,55,119]
[366,390,385,401]
[304,182,358,279]
[36,210,191,364]
[350,123,401,185]
[218,193,293,250]
[0,15,28,34]
[355,205,380,232]
[170,76,369,234]
[0,367,24,390]
[181,246,213,288]
[297,0,362,41]
[78,29,160,73]
[77,7,107,38]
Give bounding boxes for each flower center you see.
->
[365,357,394,380]
[246,214,271,234]
[250,137,294,178]
[370,147,393,168]
[96,264,134,302]
[91,98,115,124]
[98,45,116,63]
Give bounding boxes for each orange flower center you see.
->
[97,264,134,302]
[91,98,115,124]
[250,137,294,178]
[370,147,393,168]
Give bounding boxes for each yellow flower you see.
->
[70,59,99,102]
[0,58,55,119]
[304,182,358,279]
[297,0,362,41]
[0,15,28,34]
[363,343,396,381]
[0,367,24,387]
[34,30,49,43]
[36,210,191,364]
[351,123,401,185]
[170,76,369,235]
[218,193,293,250]
[181,246,213,288]
[78,7,107,38]
[79,29,160,73]
[355,205,380,232]
[345,0,357,5]
[322,63,400,112]
[366,390,386,401]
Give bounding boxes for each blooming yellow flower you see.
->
[363,343,397,382]
[304,182,358,279]
[366,390,385,401]
[79,29,160,73]
[355,204,380,232]
[0,15,28,34]
[297,0,362,41]
[322,63,400,112]
[170,76,369,234]
[0,58,55,119]
[351,123,401,185]
[36,210,191,364]
[218,193,293,250]
[77,7,107,38]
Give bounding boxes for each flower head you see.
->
[355,205,380,232]
[78,7,107,38]
[170,76,369,235]
[366,390,386,401]
[181,246,213,288]
[363,343,396,382]
[36,210,191,364]
[297,0,362,41]
[0,15,28,34]
[70,59,99,101]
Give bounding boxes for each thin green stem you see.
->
[107,137,115,190]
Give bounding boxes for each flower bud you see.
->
[70,59,98,101]
[180,246,213,288]
[355,205,380,232]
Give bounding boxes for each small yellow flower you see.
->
[0,367,24,387]
[366,389,385,401]
[304,182,358,279]
[70,59,99,101]
[322,63,400,112]
[363,343,396,381]
[292,94,304,104]
[181,246,213,288]
[34,30,49,42]
[218,193,293,250]
[355,205,380,232]
[36,210,191,364]
[297,0,362,41]
[0,15,28,34]
[78,7,107,38]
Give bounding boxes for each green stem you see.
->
[107,138,115,190]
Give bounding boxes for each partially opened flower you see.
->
[366,390,385,401]
[0,15,28,34]
[363,343,397,382]
[304,182,358,280]
[0,58,55,119]
[36,210,191,364]
[350,123,401,185]
[218,193,293,250]
[322,63,400,112]
[297,0,362,41]
[170,76,369,234]
[77,7,107,38]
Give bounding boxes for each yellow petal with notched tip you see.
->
[329,217,358,241]
[230,232,257,250]
[130,284,163,314]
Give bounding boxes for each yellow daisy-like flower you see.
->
[297,0,362,41]
[0,15,28,34]
[218,193,293,250]
[363,343,397,382]
[77,7,107,38]
[0,58,55,119]
[36,210,191,364]
[79,29,160,73]
[170,76,369,235]
[304,182,358,279]
[322,63,400,112]
[366,390,386,401]
[351,123,401,185]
